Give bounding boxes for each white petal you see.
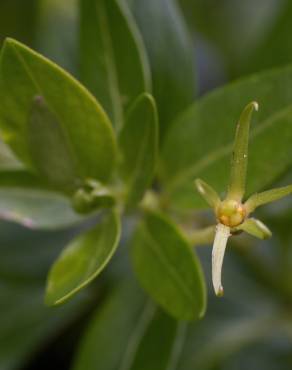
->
[212,223,231,297]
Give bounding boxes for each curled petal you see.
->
[212,223,231,297]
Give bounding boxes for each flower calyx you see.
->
[194,101,292,297]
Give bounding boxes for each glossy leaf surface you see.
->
[130,0,196,138]
[45,210,121,305]
[80,0,151,130]
[119,93,158,206]
[0,38,116,183]
[28,95,77,192]
[131,210,206,320]
[0,188,85,229]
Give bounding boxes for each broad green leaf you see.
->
[45,210,121,305]
[73,280,185,370]
[245,185,292,213]
[0,38,116,183]
[80,0,151,131]
[119,93,158,207]
[130,0,196,139]
[235,218,272,240]
[28,95,77,192]
[131,210,206,320]
[161,66,292,210]
[227,101,258,201]
[194,179,220,208]
[0,188,85,229]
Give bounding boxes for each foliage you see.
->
[1,1,292,369]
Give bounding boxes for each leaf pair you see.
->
[0,37,159,306]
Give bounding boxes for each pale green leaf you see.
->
[130,0,196,138]
[80,0,151,130]
[45,210,121,305]
[119,93,158,207]
[131,210,206,320]
[28,95,77,192]
[0,188,85,229]
[0,38,117,183]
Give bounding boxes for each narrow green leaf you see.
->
[73,280,185,370]
[227,101,258,201]
[245,185,292,213]
[28,95,77,192]
[0,38,116,183]
[0,188,85,229]
[80,0,151,130]
[161,65,292,210]
[234,218,272,240]
[194,178,220,208]
[130,0,196,139]
[119,93,158,207]
[45,210,121,305]
[131,210,206,320]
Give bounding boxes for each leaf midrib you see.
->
[10,43,80,182]
[96,1,123,131]
[142,222,197,308]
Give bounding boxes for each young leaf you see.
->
[45,210,121,305]
[0,188,85,229]
[0,38,116,183]
[28,96,77,192]
[234,218,272,240]
[119,93,158,207]
[130,0,196,139]
[131,210,206,320]
[161,65,292,210]
[80,0,151,131]
[245,185,292,213]
[227,101,258,201]
[194,178,220,208]
[73,280,185,370]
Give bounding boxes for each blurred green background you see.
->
[1,0,292,369]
